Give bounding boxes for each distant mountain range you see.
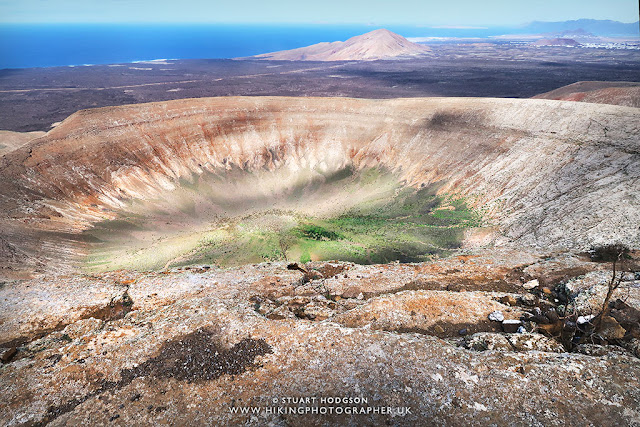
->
[532,38,581,47]
[252,29,430,61]
[519,19,639,36]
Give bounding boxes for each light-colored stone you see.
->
[577,315,595,325]
[488,311,505,322]
[333,290,522,335]
[265,305,296,320]
[574,344,633,357]
[506,333,565,353]
[62,317,104,340]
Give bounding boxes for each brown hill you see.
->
[533,81,640,108]
[252,29,431,61]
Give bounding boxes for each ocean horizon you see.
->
[0,23,513,69]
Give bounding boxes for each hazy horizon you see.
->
[1,19,639,27]
[0,0,638,26]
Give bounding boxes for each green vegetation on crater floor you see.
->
[83,167,484,271]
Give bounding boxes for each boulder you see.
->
[333,290,523,336]
[598,316,627,341]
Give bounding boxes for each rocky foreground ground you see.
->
[1,248,639,426]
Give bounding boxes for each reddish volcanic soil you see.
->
[534,81,640,108]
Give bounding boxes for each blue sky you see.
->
[0,0,637,25]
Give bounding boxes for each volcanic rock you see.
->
[0,130,45,157]
[502,319,522,333]
[0,253,639,425]
[506,333,565,352]
[574,344,634,357]
[464,332,512,351]
[332,290,522,336]
[599,316,627,341]
[0,347,17,363]
[464,332,563,353]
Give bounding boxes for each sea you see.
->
[0,24,511,69]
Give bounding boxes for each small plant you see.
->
[277,234,296,261]
[589,243,631,332]
[296,224,341,241]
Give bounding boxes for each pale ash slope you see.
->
[0,96,638,276]
[252,29,431,61]
[534,81,640,108]
[0,130,45,157]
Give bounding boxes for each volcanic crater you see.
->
[0,96,638,277]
